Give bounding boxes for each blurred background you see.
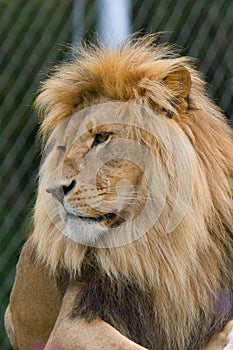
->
[0,0,232,348]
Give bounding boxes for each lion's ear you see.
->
[163,66,191,99]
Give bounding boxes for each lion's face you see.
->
[42,102,156,245]
[41,99,198,247]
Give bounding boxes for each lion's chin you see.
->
[64,214,108,246]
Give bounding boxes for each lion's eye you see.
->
[92,132,110,147]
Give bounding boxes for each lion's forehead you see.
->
[63,101,165,139]
[66,102,124,134]
[52,102,174,155]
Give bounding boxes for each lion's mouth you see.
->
[74,212,117,223]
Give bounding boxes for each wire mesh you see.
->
[0,0,232,348]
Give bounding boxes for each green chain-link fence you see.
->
[0,1,232,348]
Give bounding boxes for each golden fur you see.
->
[31,35,233,349]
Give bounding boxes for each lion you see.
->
[5,35,233,350]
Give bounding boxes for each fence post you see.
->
[97,0,132,46]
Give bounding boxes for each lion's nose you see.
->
[46,180,76,203]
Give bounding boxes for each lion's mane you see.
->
[32,36,233,349]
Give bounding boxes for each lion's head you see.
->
[43,102,147,245]
[40,98,202,248]
[31,35,233,349]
